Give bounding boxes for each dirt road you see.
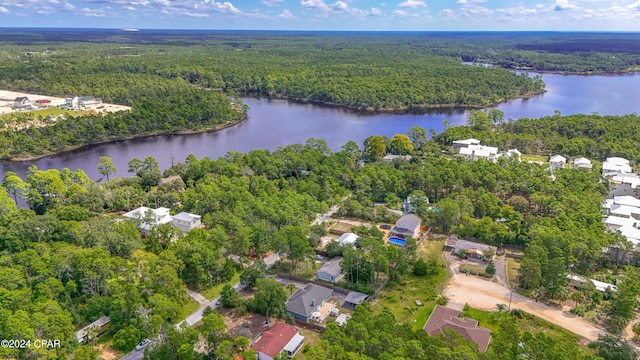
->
[444,260,606,341]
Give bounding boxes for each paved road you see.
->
[119,283,245,359]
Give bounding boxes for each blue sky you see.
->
[1,0,639,30]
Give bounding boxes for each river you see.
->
[1,72,639,181]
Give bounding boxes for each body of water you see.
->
[1,72,639,181]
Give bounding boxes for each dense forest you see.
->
[3,112,640,358]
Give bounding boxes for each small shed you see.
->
[343,291,369,309]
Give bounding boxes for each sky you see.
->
[0,0,639,31]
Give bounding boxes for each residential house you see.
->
[286,284,333,322]
[459,145,499,162]
[390,214,421,239]
[335,232,358,246]
[549,155,566,171]
[403,193,429,214]
[607,172,640,198]
[383,154,412,162]
[343,291,368,309]
[65,96,79,108]
[573,157,593,170]
[76,316,110,343]
[13,96,32,109]
[452,239,496,261]
[452,138,481,149]
[79,96,101,107]
[316,257,344,283]
[123,206,173,236]
[252,323,304,360]
[423,305,492,353]
[602,157,632,175]
[172,212,201,233]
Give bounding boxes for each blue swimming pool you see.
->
[388,237,406,246]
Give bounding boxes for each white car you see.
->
[135,339,151,351]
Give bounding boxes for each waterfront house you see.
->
[452,138,481,149]
[123,206,173,236]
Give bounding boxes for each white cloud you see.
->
[497,6,537,15]
[398,0,425,8]
[553,0,577,11]
[261,0,283,6]
[393,9,408,15]
[277,8,293,18]
[439,8,455,18]
[370,7,381,15]
[301,0,329,11]
[457,0,486,3]
[80,7,106,16]
[0,5,9,12]
[461,4,492,15]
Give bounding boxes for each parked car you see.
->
[314,254,325,261]
[380,224,391,230]
[215,299,221,306]
[135,339,151,351]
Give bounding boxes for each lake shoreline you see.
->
[2,117,247,162]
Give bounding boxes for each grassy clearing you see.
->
[299,329,323,360]
[460,263,487,274]
[372,239,448,326]
[202,272,241,301]
[179,299,201,320]
[0,107,82,120]
[507,258,520,288]
[416,239,446,265]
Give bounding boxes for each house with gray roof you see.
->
[316,257,344,283]
[13,96,32,109]
[172,212,201,233]
[390,214,421,239]
[286,283,333,322]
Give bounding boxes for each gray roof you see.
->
[14,96,29,102]
[392,214,421,235]
[173,212,201,222]
[317,257,343,278]
[344,291,368,305]
[286,283,333,318]
[75,315,110,342]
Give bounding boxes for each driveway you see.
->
[444,254,606,342]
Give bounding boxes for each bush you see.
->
[413,258,429,276]
[485,260,496,275]
[112,325,146,352]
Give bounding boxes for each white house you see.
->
[602,157,632,175]
[383,154,412,162]
[607,173,640,198]
[549,155,567,171]
[79,96,102,107]
[459,145,499,162]
[13,96,32,109]
[390,214,421,239]
[336,232,359,246]
[123,206,173,235]
[573,157,593,169]
[452,138,481,149]
[65,96,79,108]
[172,212,201,233]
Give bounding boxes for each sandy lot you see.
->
[0,89,130,116]
[444,256,606,341]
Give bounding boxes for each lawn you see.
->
[507,258,520,288]
[202,272,241,301]
[298,328,323,360]
[459,263,487,274]
[371,239,448,326]
[179,299,201,320]
[521,154,549,163]
[0,107,82,120]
